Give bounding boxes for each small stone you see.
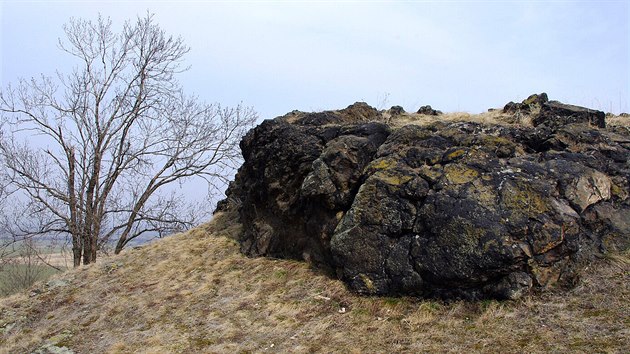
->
[46,279,69,289]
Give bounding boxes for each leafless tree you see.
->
[0,14,257,266]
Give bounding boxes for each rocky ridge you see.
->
[218,94,629,299]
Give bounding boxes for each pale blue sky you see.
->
[1,0,629,120]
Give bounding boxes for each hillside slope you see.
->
[1,212,628,353]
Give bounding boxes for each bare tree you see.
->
[0,14,257,266]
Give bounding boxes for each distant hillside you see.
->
[1,211,628,353]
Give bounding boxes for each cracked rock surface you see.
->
[219,100,629,299]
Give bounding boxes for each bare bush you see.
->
[0,237,58,296]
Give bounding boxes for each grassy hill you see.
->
[1,211,628,353]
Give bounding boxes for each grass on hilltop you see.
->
[1,211,628,353]
[388,109,630,129]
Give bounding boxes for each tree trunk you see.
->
[72,241,82,267]
[82,233,92,265]
[90,233,98,263]
[68,148,82,267]
[114,236,126,254]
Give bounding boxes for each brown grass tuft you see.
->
[389,110,630,129]
[1,213,628,353]
[388,110,534,128]
[607,114,630,128]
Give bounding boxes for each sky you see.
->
[1,0,629,120]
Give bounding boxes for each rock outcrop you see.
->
[389,105,405,116]
[219,97,630,300]
[533,100,606,128]
[417,105,442,116]
[503,93,606,128]
[503,92,549,114]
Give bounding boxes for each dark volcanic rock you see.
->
[502,92,605,128]
[389,105,405,116]
[503,92,549,113]
[220,98,629,300]
[224,105,391,267]
[533,101,606,128]
[417,105,442,115]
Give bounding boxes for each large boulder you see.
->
[219,99,629,300]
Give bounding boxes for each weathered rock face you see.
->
[224,103,390,266]
[220,100,630,300]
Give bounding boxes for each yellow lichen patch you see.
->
[481,135,513,147]
[374,171,413,186]
[424,154,442,166]
[443,164,479,184]
[358,274,376,292]
[462,147,491,160]
[501,182,549,214]
[610,181,628,199]
[444,149,467,161]
[418,165,443,184]
[522,95,539,105]
[470,180,497,207]
[474,136,517,156]
[370,158,397,171]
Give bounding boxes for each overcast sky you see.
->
[2,0,629,119]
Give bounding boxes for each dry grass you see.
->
[607,114,630,128]
[0,212,628,353]
[389,110,630,129]
[381,109,534,128]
